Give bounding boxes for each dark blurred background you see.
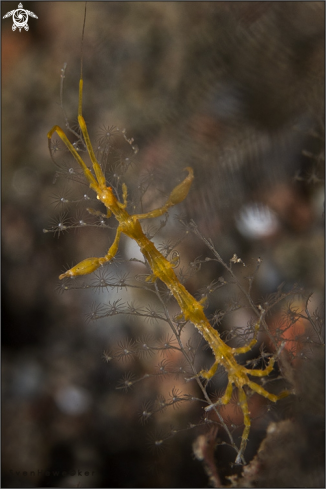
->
[2,2,324,487]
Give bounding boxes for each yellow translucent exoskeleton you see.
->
[47,5,289,464]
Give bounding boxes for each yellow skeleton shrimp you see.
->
[48,6,289,464]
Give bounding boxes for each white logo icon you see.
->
[2,3,38,32]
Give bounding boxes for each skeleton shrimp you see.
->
[47,4,290,464]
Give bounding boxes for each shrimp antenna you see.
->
[78,2,87,118]
[80,2,87,80]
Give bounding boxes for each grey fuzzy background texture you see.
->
[2,2,324,487]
